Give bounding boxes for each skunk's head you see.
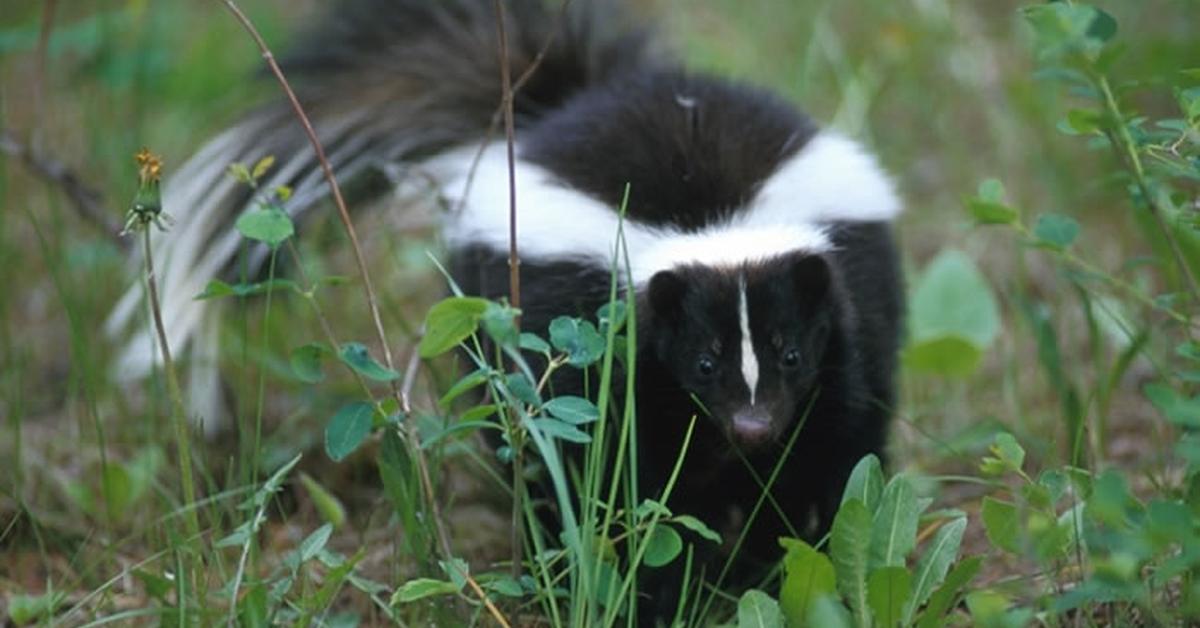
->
[646,253,839,450]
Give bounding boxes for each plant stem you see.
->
[141,226,204,602]
[1097,75,1200,308]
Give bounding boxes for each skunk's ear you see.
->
[790,254,831,302]
[648,270,687,322]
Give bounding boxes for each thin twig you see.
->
[1,129,125,246]
[492,0,526,583]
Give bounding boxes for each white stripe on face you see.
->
[739,275,759,405]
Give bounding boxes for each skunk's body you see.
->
[107,0,903,609]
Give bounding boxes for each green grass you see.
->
[4,0,1200,625]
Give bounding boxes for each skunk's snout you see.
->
[731,406,774,447]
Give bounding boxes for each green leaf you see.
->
[419,297,490,358]
[736,589,784,628]
[1033,213,1081,249]
[325,402,375,462]
[596,300,627,334]
[196,278,300,300]
[870,475,921,570]
[518,333,551,355]
[980,432,1026,476]
[842,454,885,512]
[981,497,1020,554]
[831,499,872,626]
[807,594,853,628]
[7,591,64,624]
[907,250,1000,374]
[299,473,347,528]
[549,316,606,367]
[1144,382,1200,427]
[228,162,252,184]
[1064,108,1104,134]
[531,418,591,444]
[779,538,837,625]
[438,369,489,408]
[480,301,520,347]
[903,335,983,377]
[673,515,722,544]
[290,343,328,384]
[642,525,683,567]
[543,396,600,425]
[338,342,401,382]
[439,557,470,590]
[298,523,334,563]
[867,566,912,628]
[390,578,461,604]
[251,155,276,181]
[967,199,1019,225]
[904,518,967,624]
[236,206,294,247]
[916,556,982,628]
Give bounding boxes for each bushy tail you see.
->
[105,0,656,430]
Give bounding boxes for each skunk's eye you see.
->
[696,354,717,377]
[781,349,801,369]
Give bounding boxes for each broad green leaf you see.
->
[1033,213,1081,249]
[483,575,524,598]
[439,557,470,590]
[831,499,872,626]
[339,342,401,381]
[807,594,853,628]
[7,592,64,624]
[519,333,551,355]
[907,250,999,374]
[290,343,328,384]
[870,475,920,569]
[967,199,1019,225]
[228,162,252,184]
[480,301,520,347]
[841,454,885,512]
[1144,382,1200,427]
[543,396,601,425]
[419,297,490,358]
[903,335,983,377]
[736,589,784,628]
[779,538,837,624]
[642,525,683,567]
[916,556,982,628]
[549,316,606,367]
[674,515,722,544]
[438,369,489,408]
[904,517,967,624]
[299,473,347,528]
[1064,108,1104,134]
[531,418,591,444]
[236,206,294,247]
[980,432,1026,476]
[390,578,460,604]
[325,402,375,462]
[867,566,912,628]
[503,372,540,406]
[981,497,1020,554]
[596,300,628,334]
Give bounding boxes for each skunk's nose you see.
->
[732,407,772,446]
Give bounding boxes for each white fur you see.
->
[738,276,759,405]
[752,132,902,224]
[427,132,900,285]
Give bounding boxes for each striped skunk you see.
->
[106,0,903,609]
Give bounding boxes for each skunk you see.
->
[106,0,903,609]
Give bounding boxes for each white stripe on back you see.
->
[424,131,900,284]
